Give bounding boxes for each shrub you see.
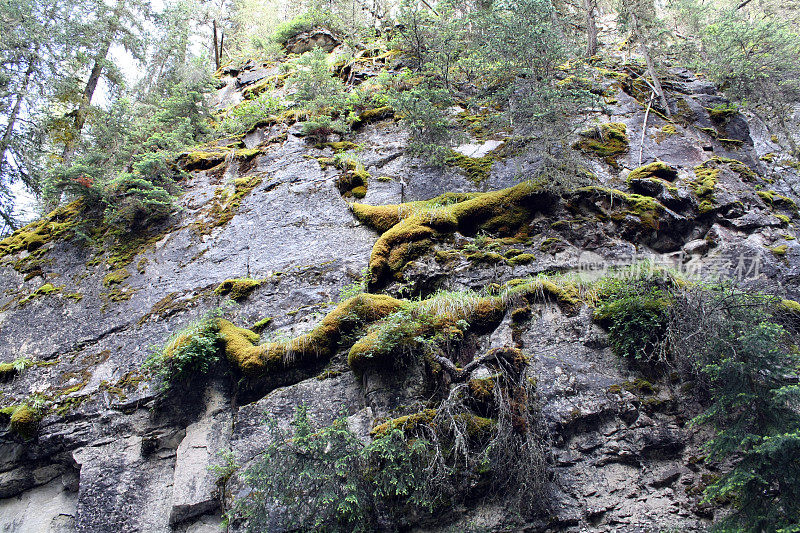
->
[288,47,347,117]
[234,405,378,532]
[217,93,284,135]
[272,10,336,45]
[668,286,800,531]
[144,311,223,390]
[593,275,672,363]
[384,74,456,165]
[233,344,549,530]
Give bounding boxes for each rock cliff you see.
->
[1,51,799,532]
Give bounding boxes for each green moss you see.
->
[348,295,505,373]
[576,186,666,230]
[0,201,82,258]
[699,127,718,139]
[195,174,263,236]
[757,191,798,212]
[179,150,228,171]
[352,181,549,287]
[351,186,367,199]
[251,317,273,333]
[214,278,263,300]
[242,73,290,99]
[469,376,497,401]
[317,141,360,153]
[19,283,63,305]
[445,150,495,184]
[778,299,800,315]
[105,226,172,270]
[539,237,562,252]
[316,156,336,169]
[8,405,42,439]
[507,253,535,266]
[351,106,393,128]
[770,244,788,256]
[661,124,677,135]
[623,378,657,395]
[575,122,629,167]
[777,214,791,225]
[0,357,34,380]
[466,251,504,264]
[102,286,135,306]
[708,103,738,122]
[371,409,437,437]
[375,175,392,182]
[234,147,261,159]
[218,294,404,376]
[627,161,678,183]
[103,268,130,287]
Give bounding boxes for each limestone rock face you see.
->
[0,56,797,533]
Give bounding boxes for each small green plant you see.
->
[0,357,35,379]
[217,92,284,135]
[339,267,368,301]
[143,310,224,390]
[594,275,672,363]
[210,449,239,488]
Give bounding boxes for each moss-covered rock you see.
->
[103,268,131,287]
[19,283,63,305]
[178,150,228,171]
[575,122,629,167]
[195,174,263,235]
[575,186,666,230]
[627,162,678,183]
[351,106,393,128]
[214,278,263,300]
[8,405,42,439]
[445,150,495,184]
[352,181,552,288]
[218,293,404,376]
[0,201,82,258]
[757,190,798,213]
[370,409,437,437]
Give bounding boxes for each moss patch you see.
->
[0,201,82,258]
[178,150,228,171]
[371,409,437,437]
[218,294,404,376]
[103,268,131,287]
[352,181,551,287]
[445,150,495,184]
[689,163,720,214]
[757,190,798,213]
[196,174,264,235]
[507,253,535,266]
[215,278,263,300]
[351,106,393,128]
[8,405,42,439]
[575,186,666,230]
[770,244,788,256]
[19,283,63,305]
[575,122,629,167]
[627,162,678,183]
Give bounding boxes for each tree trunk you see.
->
[213,20,220,70]
[0,58,36,181]
[61,0,125,165]
[630,11,671,116]
[585,0,598,57]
